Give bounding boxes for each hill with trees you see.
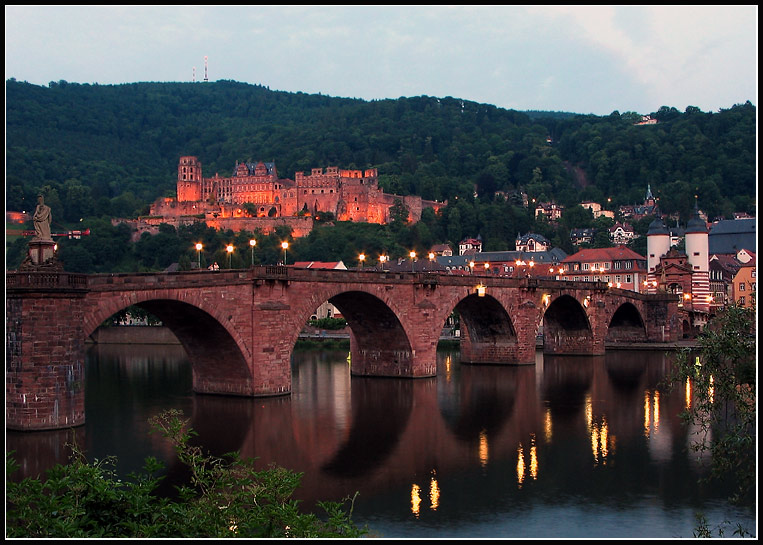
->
[5,78,756,272]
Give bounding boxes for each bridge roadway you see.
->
[6,266,681,430]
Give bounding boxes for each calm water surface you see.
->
[6,342,756,538]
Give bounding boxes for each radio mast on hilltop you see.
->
[204,56,208,82]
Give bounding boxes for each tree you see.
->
[389,198,410,231]
[666,305,755,509]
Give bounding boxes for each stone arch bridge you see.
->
[6,267,680,430]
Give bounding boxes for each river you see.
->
[6,341,756,538]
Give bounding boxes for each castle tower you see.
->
[646,217,670,293]
[685,202,710,311]
[177,156,203,202]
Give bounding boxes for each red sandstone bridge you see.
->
[6,266,680,430]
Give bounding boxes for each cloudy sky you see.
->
[5,5,758,115]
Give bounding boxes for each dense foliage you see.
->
[5,78,756,272]
[666,305,756,506]
[6,409,367,538]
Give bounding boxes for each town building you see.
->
[708,218,756,255]
[429,243,453,257]
[534,201,564,221]
[619,185,659,220]
[580,201,614,219]
[570,227,596,246]
[292,261,347,319]
[645,207,711,333]
[438,248,567,277]
[458,236,483,256]
[515,232,551,252]
[147,156,446,237]
[731,257,756,309]
[609,222,636,245]
[557,246,647,292]
[708,253,743,311]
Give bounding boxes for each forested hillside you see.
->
[5,78,756,272]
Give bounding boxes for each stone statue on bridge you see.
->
[32,194,53,241]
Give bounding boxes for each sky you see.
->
[5,5,758,115]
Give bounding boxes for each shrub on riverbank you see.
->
[6,409,367,538]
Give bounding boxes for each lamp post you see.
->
[195,243,202,269]
[410,251,416,272]
[249,239,256,266]
[226,244,234,269]
[359,253,365,269]
[469,261,475,275]
[379,254,387,271]
[484,262,490,274]
[281,241,289,265]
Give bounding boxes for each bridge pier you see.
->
[459,326,537,364]
[6,272,89,430]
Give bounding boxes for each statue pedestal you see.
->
[20,239,62,271]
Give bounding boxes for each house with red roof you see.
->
[558,245,647,292]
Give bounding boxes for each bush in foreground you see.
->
[6,409,367,538]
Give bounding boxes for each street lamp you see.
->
[410,251,416,272]
[195,242,202,269]
[359,253,365,269]
[249,239,256,266]
[469,261,475,275]
[226,244,234,268]
[379,254,388,271]
[281,241,289,265]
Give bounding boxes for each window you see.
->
[739,283,745,291]
[626,275,631,283]
[739,296,745,305]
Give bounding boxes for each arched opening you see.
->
[327,291,414,376]
[93,299,254,396]
[606,302,648,342]
[268,206,278,217]
[543,294,593,354]
[451,293,517,364]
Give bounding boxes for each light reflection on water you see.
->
[6,343,755,538]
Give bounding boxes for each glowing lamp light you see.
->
[226,244,234,253]
[542,293,551,307]
[684,293,691,300]
[583,296,590,308]
[195,243,203,251]
[476,284,486,297]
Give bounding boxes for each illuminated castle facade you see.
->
[159,156,445,227]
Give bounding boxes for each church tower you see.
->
[177,156,203,202]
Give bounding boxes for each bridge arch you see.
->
[605,302,648,342]
[543,294,595,355]
[85,295,254,396]
[287,285,417,377]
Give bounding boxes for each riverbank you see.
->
[88,326,699,351]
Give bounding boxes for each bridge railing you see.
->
[6,271,89,291]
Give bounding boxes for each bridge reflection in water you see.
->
[7,342,750,538]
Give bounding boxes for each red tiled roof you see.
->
[562,245,645,263]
